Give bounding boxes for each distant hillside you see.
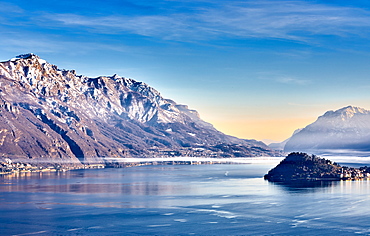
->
[0,54,280,164]
[268,128,302,151]
[284,106,370,155]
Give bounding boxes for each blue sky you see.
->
[2,0,370,141]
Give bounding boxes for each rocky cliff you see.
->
[0,54,280,164]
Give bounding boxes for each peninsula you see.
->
[264,152,370,182]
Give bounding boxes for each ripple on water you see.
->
[162,213,174,216]
[174,219,187,222]
[147,224,172,228]
[191,209,238,219]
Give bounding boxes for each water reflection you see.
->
[0,170,186,195]
[0,181,185,195]
[86,183,178,195]
[268,180,339,193]
[0,171,72,180]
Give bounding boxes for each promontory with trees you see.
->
[264,152,370,182]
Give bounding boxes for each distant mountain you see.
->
[268,128,302,151]
[284,106,370,155]
[0,54,280,164]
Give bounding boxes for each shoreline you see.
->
[1,157,283,176]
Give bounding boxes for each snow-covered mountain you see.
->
[284,106,370,155]
[0,54,280,164]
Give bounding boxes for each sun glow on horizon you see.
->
[208,117,317,142]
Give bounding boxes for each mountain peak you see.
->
[323,105,369,120]
[336,105,367,114]
[16,53,39,59]
[9,53,48,65]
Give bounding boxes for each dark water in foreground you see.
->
[1,163,370,235]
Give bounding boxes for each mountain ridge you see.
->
[0,53,280,164]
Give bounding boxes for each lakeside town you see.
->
[0,158,105,176]
[0,157,251,176]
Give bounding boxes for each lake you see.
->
[1,160,370,235]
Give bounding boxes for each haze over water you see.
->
[1,159,370,235]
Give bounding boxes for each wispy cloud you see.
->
[0,32,135,56]
[257,71,310,86]
[276,76,310,85]
[288,102,324,107]
[42,13,192,40]
[42,1,370,42]
[0,1,23,13]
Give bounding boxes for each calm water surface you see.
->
[1,163,370,235]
